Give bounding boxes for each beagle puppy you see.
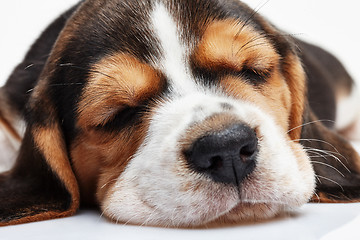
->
[1,0,360,227]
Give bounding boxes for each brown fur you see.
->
[0,116,21,142]
[32,126,80,210]
[0,92,22,142]
[280,54,307,141]
[179,114,247,152]
[73,53,163,204]
[77,53,162,128]
[71,121,150,205]
[193,20,301,138]
[195,20,277,74]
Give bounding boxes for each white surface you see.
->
[1,203,360,240]
[0,0,360,239]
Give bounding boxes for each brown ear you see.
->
[282,53,307,141]
[0,115,79,226]
[256,16,307,141]
[301,108,360,203]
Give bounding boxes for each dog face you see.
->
[0,0,359,227]
[70,1,314,226]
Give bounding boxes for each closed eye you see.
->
[95,105,145,131]
[236,67,271,84]
[191,64,272,86]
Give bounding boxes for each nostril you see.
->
[208,156,223,171]
[239,141,258,162]
[184,123,258,186]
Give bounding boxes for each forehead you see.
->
[69,0,270,63]
[52,0,286,138]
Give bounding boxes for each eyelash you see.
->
[236,67,270,83]
[95,105,144,131]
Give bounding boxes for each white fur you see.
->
[336,85,360,139]
[0,119,24,173]
[102,2,315,227]
[150,2,198,94]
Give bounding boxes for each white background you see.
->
[1,0,359,85]
[0,1,360,239]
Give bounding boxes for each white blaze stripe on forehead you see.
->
[151,2,198,94]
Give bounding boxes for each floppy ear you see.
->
[282,53,307,141]
[255,17,307,141]
[301,108,360,203]
[0,102,79,226]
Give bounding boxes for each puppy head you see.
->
[1,0,359,227]
[71,1,314,226]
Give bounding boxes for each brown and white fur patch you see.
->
[101,2,314,226]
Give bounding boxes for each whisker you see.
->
[59,63,117,80]
[316,175,344,191]
[293,138,341,155]
[236,32,306,57]
[306,150,330,158]
[304,147,340,160]
[26,63,119,94]
[241,42,270,52]
[116,213,121,225]
[286,119,335,134]
[100,179,118,189]
[232,0,270,55]
[235,32,268,56]
[99,205,111,221]
[170,207,178,227]
[268,32,306,38]
[310,160,345,177]
[26,82,85,93]
[24,63,35,70]
[304,147,351,173]
[306,149,335,162]
[140,205,159,227]
[313,192,321,203]
[123,213,137,226]
[49,83,84,87]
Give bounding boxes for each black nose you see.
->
[184,124,258,186]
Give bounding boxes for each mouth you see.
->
[103,163,312,228]
[186,174,307,227]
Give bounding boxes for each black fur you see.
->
[0,129,71,224]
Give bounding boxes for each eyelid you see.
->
[243,66,272,77]
[229,66,272,84]
[95,106,125,127]
[94,105,144,131]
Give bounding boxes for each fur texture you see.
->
[0,0,359,227]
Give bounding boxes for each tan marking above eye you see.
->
[194,19,306,140]
[77,53,162,128]
[194,19,279,73]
